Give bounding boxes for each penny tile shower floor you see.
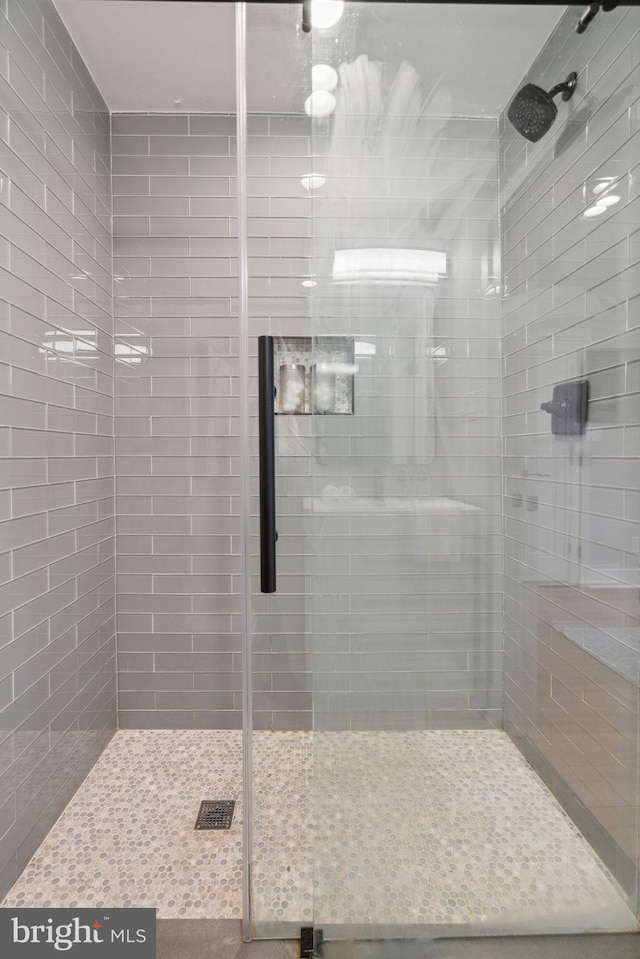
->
[2,730,634,932]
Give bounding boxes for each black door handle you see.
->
[258,336,276,593]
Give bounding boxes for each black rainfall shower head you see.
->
[507,72,578,142]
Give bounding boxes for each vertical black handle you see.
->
[258,336,276,593]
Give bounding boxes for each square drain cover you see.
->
[195,799,235,830]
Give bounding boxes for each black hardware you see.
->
[576,3,600,31]
[576,2,618,33]
[301,927,322,959]
[258,336,277,593]
[301,0,312,32]
[508,72,577,142]
[548,72,579,102]
[541,380,589,434]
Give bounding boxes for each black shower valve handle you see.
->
[541,398,570,419]
[540,380,589,435]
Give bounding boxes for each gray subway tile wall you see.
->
[308,101,503,729]
[113,113,244,729]
[248,115,313,732]
[500,6,640,882]
[115,107,502,734]
[114,113,347,731]
[0,0,115,899]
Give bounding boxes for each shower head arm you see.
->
[548,72,578,103]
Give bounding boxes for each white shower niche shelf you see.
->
[302,495,482,514]
[273,335,355,416]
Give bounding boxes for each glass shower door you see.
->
[308,2,504,943]
[307,0,640,952]
[243,1,315,940]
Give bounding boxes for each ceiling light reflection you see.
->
[304,90,336,118]
[593,179,615,195]
[312,64,338,92]
[310,1,344,29]
[301,173,326,191]
[333,248,447,285]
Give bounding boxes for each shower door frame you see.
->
[237,0,640,949]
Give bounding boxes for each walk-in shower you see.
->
[0,2,638,957]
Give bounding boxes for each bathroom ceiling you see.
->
[53,1,566,116]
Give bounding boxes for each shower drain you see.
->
[195,800,235,830]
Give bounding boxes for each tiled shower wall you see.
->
[0,0,115,899]
[113,112,318,730]
[310,106,503,730]
[248,115,314,731]
[113,110,504,731]
[501,6,640,885]
[112,113,241,729]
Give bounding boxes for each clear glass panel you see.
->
[242,0,640,947]
[308,1,640,952]
[245,2,314,939]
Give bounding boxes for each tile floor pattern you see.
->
[311,731,634,933]
[1,730,635,932]
[2,731,244,918]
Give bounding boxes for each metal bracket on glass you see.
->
[575,2,618,34]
